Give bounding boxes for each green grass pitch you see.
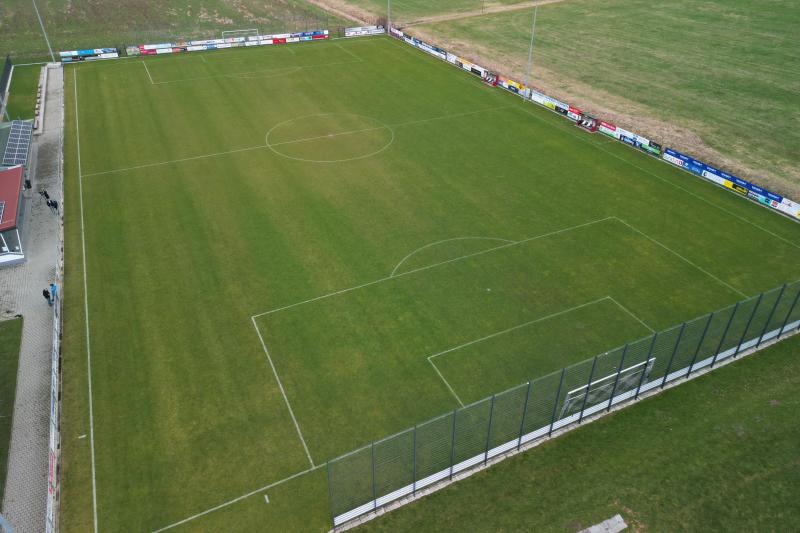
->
[60,36,800,532]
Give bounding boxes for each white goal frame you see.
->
[559,357,656,419]
[221,29,260,40]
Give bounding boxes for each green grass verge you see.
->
[363,332,800,532]
[0,0,351,62]
[411,0,800,197]
[59,37,800,532]
[0,317,23,503]
[6,64,40,120]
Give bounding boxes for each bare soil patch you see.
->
[305,0,374,24]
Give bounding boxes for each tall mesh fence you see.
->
[328,280,800,527]
[0,55,12,119]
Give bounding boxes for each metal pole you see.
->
[517,381,532,451]
[412,425,417,496]
[371,442,377,510]
[712,302,739,367]
[484,395,495,465]
[686,313,714,379]
[778,288,800,339]
[548,368,566,437]
[635,333,658,400]
[523,6,538,87]
[607,344,628,412]
[448,409,457,480]
[757,285,786,348]
[734,293,763,358]
[577,357,598,423]
[387,0,392,32]
[661,323,686,389]
[326,461,336,529]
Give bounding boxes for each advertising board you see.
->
[345,26,386,37]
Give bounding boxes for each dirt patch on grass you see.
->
[305,0,375,24]
[403,0,568,27]
[409,26,800,200]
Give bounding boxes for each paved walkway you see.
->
[0,63,63,533]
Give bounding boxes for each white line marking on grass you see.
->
[613,217,748,298]
[31,0,55,62]
[74,69,100,533]
[427,297,612,362]
[83,106,511,177]
[334,42,363,62]
[147,58,363,85]
[142,61,154,84]
[428,358,465,407]
[151,463,325,532]
[391,236,516,277]
[514,105,800,250]
[264,494,269,504]
[253,217,615,318]
[250,317,315,468]
[607,296,655,333]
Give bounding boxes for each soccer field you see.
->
[60,36,800,532]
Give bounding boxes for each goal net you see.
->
[559,357,655,419]
[221,28,260,40]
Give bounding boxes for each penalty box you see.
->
[252,217,742,461]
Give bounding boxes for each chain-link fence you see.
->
[328,280,800,527]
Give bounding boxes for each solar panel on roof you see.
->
[2,120,32,166]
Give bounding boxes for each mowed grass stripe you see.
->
[59,37,800,532]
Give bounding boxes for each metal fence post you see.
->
[371,442,377,510]
[517,381,532,451]
[484,395,496,465]
[607,344,628,412]
[635,333,658,400]
[661,322,686,389]
[448,409,457,480]
[734,293,763,357]
[757,285,785,348]
[412,425,417,497]
[778,288,800,340]
[578,356,598,423]
[686,312,714,378]
[712,302,740,367]
[548,368,566,437]
[326,461,336,529]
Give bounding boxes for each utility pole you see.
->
[524,6,539,87]
[388,0,392,31]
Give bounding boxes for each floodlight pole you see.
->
[388,0,392,31]
[524,6,539,87]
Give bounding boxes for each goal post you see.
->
[559,357,656,419]
[221,28,260,40]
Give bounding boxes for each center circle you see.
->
[265,113,395,163]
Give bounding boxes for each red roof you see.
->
[0,166,23,232]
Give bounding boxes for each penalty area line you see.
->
[251,317,315,468]
[150,463,325,532]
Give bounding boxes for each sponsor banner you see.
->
[499,76,526,95]
[391,28,404,38]
[567,106,582,121]
[662,147,799,216]
[411,37,447,60]
[598,121,617,138]
[346,25,386,37]
[142,43,174,51]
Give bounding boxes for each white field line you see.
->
[334,42,363,62]
[150,463,325,533]
[269,125,388,147]
[74,70,100,533]
[514,105,800,250]
[607,296,655,333]
[250,317,315,468]
[613,217,747,298]
[142,61,154,84]
[81,105,511,177]
[31,0,55,62]
[391,236,516,277]
[427,297,612,362]
[428,358,465,407]
[253,217,615,319]
[145,58,363,85]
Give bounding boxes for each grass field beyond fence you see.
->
[59,36,800,532]
[0,317,23,503]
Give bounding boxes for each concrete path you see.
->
[0,63,64,533]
